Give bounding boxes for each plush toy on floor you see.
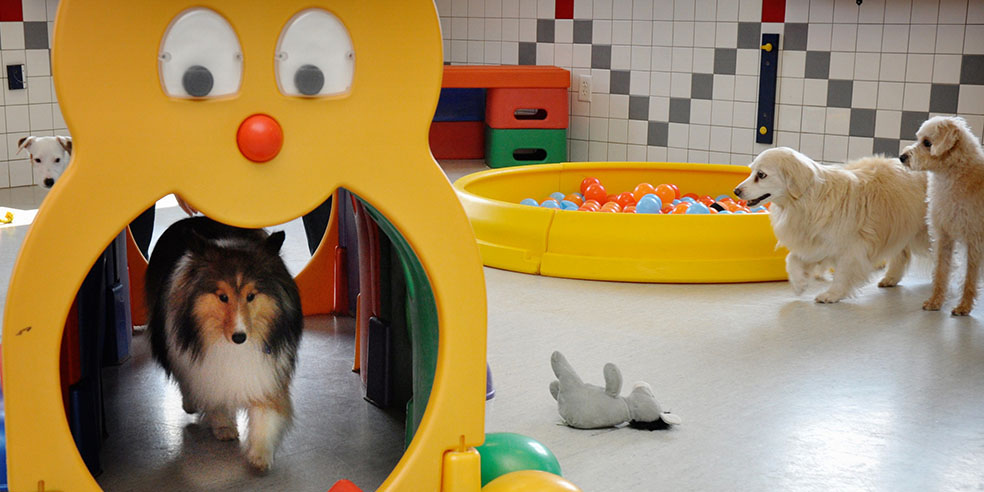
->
[549,351,681,430]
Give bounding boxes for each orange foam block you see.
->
[486,87,569,129]
[443,65,570,89]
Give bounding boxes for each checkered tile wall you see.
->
[0,0,62,188]
[437,0,984,166]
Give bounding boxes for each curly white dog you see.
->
[900,116,984,316]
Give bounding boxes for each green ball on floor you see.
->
[476,432,562,486]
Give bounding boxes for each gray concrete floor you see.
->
[2,161,984,491]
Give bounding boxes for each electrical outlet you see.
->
[577,74,591,102]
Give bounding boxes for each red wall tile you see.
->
[0,0,22,21]
[556,0,573,19]
[762,0,786,22]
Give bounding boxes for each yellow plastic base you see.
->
[454,162,788,283]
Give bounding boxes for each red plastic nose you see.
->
[237,114,283,162]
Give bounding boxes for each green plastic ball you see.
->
[476,432,562,486]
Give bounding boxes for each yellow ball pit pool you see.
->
[453,162,789,283]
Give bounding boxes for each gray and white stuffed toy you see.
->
[549,351,680,430]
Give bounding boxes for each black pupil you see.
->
[923,139,932,148]
[219,294,228,302]
[183,65,214,97]
[247,293,255,302]
[54,158,59,163]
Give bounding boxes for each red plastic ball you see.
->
[583,183,608,204]
[580,177,601,195]
[615,192,636,208]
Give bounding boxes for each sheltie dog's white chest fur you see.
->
[168,335,285,409]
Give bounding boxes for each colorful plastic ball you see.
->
[661,205,672,214]
[600,202,622,213]
[715,194,732,202]
[654,184,676,205]
[733,210,747,214]
[615,192,637,208]
[686,202,711,214]
[750,206,768,213]
[476,433,563,486]
[583,183,607,204]
[564,194,584,207]
[667,183,680,199]
[680,197,696,204]
[635,194,662,214]
[632,182,656,201]
[550,192,566,202]
[671,199,681,206]
[540,200,560,209]
[520,198,538,206]
[622,205,637,213]
[671,203,691,214]
[698,195,715,206]
[605,193,617,204]
[682,192,699,200]
[482,470,582,492]
[579,177,601,195]
[560,200,580,211]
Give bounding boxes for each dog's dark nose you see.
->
[232,332,247,344]
[899,153,909,164]
[733,187,742,197]
[43,178,54,188]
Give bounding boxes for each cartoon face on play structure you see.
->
[3,2,487,490]
[53,1,448,226]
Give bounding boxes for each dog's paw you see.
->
[246,447,274,473]
[814,291,844,304]
[951,304,973,316]
[877,276,900,288]
[211,425,239,441]
[923,298,944,311]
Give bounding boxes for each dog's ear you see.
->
[264,230,286,255]
[56,136,72,155]
[16,136,35,155]
[186,229,211,257]
[930,119,962,157]
[782,153,820,201]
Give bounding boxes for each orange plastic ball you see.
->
[661,205,672,214]
[668,183,680,199]
[605,194,617,204]
[654,184,675,205]
[564,194,584,207]
[622,206,637,213]
[615,192,636,208]
[632,183,656,201]
[579,177,601,195]
[698,195,715,206]
[583,183,607,204]
[683,192,699,200]
[672,203,691,214]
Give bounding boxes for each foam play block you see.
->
[433,88,485,122]
[485,88,568,129]
[429,121,485,159]
[443,65,570,89]
[484,127,567,168]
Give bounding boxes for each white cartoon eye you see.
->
[159,8,243,99]
[275,9,354,97]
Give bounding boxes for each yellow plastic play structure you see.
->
[454,162,788,283]
[0,1,528,490]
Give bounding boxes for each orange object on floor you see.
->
[429,121,485,159]
[124,228,148,326]
[442,65,570,88]
[328,479,363,492]
[485,88,569,129]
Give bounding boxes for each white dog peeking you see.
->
[18,135,72,189]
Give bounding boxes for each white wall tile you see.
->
[613,20,632,44]
[609,118,628,143]
[668,122,689,147]
[737,0,760,21]
[823,134,849,162]
[848,136,874,160]
[881,24,909,52]
[28,103,51,130]
[612,45,632,68]
[907,24,937,53]
[647,145,668,161]
[712,99,734,125]
[902,83,931,111]
[780,51,806,79]
[829,51,855,79]
[8,158,31,186]
[831,24,858,51]
[650,95,670,119]
[935,24,965,54]
[877,82,904,110]
[614,0,634,19]
[733,101,756,127]
[883,0,911,23]
[879,53,907,82]
[910,0,940,23]
[653,21,674,46]
[570,139,590,160]
[807,23,833,51]
[799,133,824,159]
[832,0,861,22]
[958,85,984,114]
[785,0,810,22]
[610,94,630,118]
[27,76,51,103]
[857,24,883,51]
[734,75,758,101]
[969,0,984,22]
[713,74,735,100]
[592,19,612,44]
[691,99,712,124]
[628,120,649,144]
[875,110,902,138]
[694,22,716,47]
[731,127,754,153]
[630,70,651,94]
[675,0,697,20]
[853,81,878,108]
[802,79,828,106]
[573,0,591,19]
[903,54,934,83]
[608,142,627,161]
[965,25,984,54]
[5,105,29,133]
[627,144,648,160]
[0,23,25,50]
[778,104,802,132]
[670,71,691,97]
[778,77,804,105]
[809,0,835,22]
[650,71,671,96]
[710,126,732,151]
[631,46,652,70]
[667,147,688,160]
[803,106,827,133]
[735,49,759,75]
[634,0,656,20]
[933,54,962,84]
[854,52,881,80]
[689,124,710,149]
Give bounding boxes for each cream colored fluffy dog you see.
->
[900,116,984,316]
[735,147,929,303]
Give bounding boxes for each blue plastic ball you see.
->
[573,192,584,201]
[540,200,561,209]
[750,206,767,213]
[681,197,696,204]
[560,200,579,211]
[685,202,711,214]
[672,199,681,206]
[549,192,566,202]
[520,198,539,207]
[636,195,662,214]
[715,194,732,202]
[733,210,747,214]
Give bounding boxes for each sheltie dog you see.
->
[145,216,303,471]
